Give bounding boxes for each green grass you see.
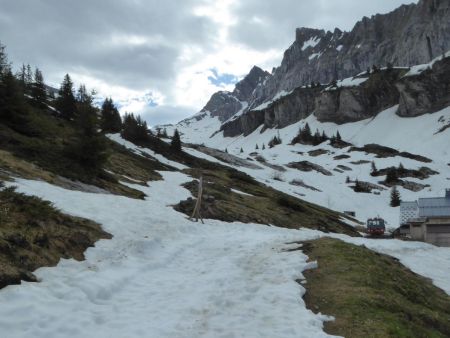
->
[174,168,359,235]
[301,238,450,337]
[0,106,170,199]
[0,186,111,289]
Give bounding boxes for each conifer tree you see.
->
[385,167,398,184]
[390,186,401,207]
[162,128,168,138]
[255,144,259,150]
[171,129,182,152]
[336,130,342,141]
[16,64,27,88]
[240,147,243,153]
[370,161,378,176]
[0,43,10,76]
[262,143,265,150]
[25,65,33,86]
[122,113,149,142]
[31,68,47,107]
[56,74,77,120]
[71,85,107,174]
[100,98,122,133]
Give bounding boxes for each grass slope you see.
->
[302,238,450,337]
[0,185,111,289]
[0,107,170,199]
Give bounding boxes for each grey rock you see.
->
[200,66,270,122]
[396,57,450,117]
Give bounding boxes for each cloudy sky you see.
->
[0,0,417,125]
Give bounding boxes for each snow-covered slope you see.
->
[165,105,450,228]
[1,165,449,337]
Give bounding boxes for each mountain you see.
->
[166,0,450,139]
[160,0,450,233]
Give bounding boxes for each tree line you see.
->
[0,42,182,178]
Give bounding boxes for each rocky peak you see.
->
[233,66,270,102]
[200,66,270,122]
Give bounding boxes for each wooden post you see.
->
[189,175,204,224]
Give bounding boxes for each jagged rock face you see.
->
[233,66,270,102]
[262,87,321,129]
[221,109,265,137]
[202,91,242,122]
[200,66,270,122]
[396,57,450,117]
[253,0,450,104]
[315,70,403,124]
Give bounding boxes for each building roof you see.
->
[418,197,450,217]
[400,201,418,208]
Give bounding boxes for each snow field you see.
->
[171,105,450,228]
[1,172,336,338]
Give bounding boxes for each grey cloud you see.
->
[140,105,196,127]
[0,0,216,91]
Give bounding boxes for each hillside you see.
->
[163,51,450,229]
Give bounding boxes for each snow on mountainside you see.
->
[164,105,450,229]
[1,135,449,337]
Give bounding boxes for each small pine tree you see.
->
[255,144,259,150]
[162,128,168,138]
[262,143,265,150]
[70,86,108,174]
[225,148,228,153]
[171,129,182,152]
[336,130,342,141]
[100,98,122,133]
[346,176,350,184]
[398,163,405,176]
[240,147,243,153]
[390,186,401,207]
[56,74,77,120]
[370,161,378,176]
[31,68,47,107]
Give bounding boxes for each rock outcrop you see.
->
[254,0,450,105]
[201,66,270,122]
[314,69,404,124]
[396,57,450,117]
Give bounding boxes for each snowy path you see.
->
[0,172,334,338]
[1,171,449,337]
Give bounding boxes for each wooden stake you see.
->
[189,175,204,224]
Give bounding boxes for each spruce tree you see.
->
[240,147,243,153]
[100,98,122,133]
[336,130,342,141]
[31,68,47,107]
[262,143,265,150]
[255,144,259,150]
[370,161,378,176]
[71,86,107,174]
[56,74,77,120]
[390,186,401,207]
[171,129,182,152]
[0,43,10,75]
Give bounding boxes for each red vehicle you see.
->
[367,217,386,235]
